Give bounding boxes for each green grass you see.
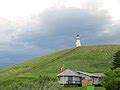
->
[63,87,105,90]
[0,45,120,86]
[64,87,82,90]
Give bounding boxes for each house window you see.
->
[68,76,73,81]
[94,78,98,81]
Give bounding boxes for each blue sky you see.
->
[0,0,120,67]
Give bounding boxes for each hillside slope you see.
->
[0,45,120,85]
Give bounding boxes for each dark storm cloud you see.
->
[1,7,120,67]
[16,7,112,48]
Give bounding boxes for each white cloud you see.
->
[0,0,57,19]
[0,0,119,20]
[101,0,120,21]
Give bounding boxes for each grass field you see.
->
[0,45,120,86]
[63,87,105,90]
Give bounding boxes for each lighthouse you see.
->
[75,34,81,47]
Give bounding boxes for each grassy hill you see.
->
[0,45,120,86]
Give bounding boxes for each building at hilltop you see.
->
[76,34,81,47]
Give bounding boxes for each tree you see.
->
[101,51,120,90]
[112,51,120,69]
[101,69,119,90]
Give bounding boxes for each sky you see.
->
[0,0,120,67]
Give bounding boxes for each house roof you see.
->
[57,69,80,77]
[77,71,104,77]
[91,73,105,77]
[57,69,104,77]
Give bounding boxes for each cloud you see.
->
[15,7,112,46]
[101,22,120,36]
[0,5,120,67]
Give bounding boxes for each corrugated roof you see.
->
[57,69,80,77]
[91,73,105,77]
[57,69,104,77]
[77,71,104,77]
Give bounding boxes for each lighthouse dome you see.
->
[76,35,80,37]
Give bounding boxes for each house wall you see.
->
[58,76,80,84]
[79,73,100,85]
[58,76,68,84]
[92,77,100,85]
[73,77,81,84]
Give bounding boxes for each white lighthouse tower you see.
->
[75,34,81,47]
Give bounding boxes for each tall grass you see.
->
[0,81,63,90]
[0,75,62,90]
[0,45,120,87]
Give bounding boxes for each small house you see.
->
[57,69,81,85]
[57,69,104,86]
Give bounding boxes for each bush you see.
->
[101,68,120,90]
